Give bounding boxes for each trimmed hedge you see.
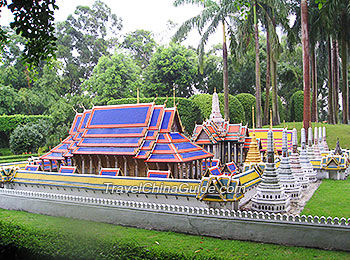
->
[107,97,202,134]
[190,94,245,124]
[0,115,52,133]
[235,93,256,127]
[289,90,304,122]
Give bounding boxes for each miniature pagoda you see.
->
[40,102,213,178]
[289,128,309,190]
[307,127,316,160]
[313,127,322,159]
[318,127,324,151]
[322,127,329,151]
[276,128,301,200]
[251,125,290,213]
[192,90,247,164]
[299,128,317,182]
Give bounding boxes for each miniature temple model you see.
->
[192,90,247,164]
[300,127,317,182]
[40,103,213,178]
[289,128,309,190]
[321,139,348,180]
[251,123,290,213]
[276,128,301,200]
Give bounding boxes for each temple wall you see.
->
[0,188,349,252]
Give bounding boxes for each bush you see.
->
[107,97,202,134]
[9,120,52,154]
[289,90,304,122]
[262,92,286,123]
[235,93,256,127]
[190,94,245,124]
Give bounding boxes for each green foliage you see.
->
[122,29,157,69]
[82,52,142,105]
[107,97,202,134]
[190,94,245,124]
[235,93,256,127]
[0,115,51,134]
[56,0,123,93]
[144,43,198,98]
[289,90,304,122]
[262,92,286,123]
[0,0,58,67]
[0,85,21,115]
[9,119,52,154]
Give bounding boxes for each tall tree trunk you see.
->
[311,47,318,122]
[332,39,339,123]
[222,21,229,120]
[254,1,262,128]
[341,33,348,124]
[272,59,280,125]
[327,36,334,124]
[263,23,271,126]
[301,0,311,132]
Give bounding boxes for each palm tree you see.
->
[301,0,311,130]
[173,0,252,121]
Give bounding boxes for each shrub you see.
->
[9,120,52,154]
[235,93,256,127]
[107,97,202,134]
[190,94,245,124]
[289,90,304,122]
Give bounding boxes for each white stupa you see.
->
[276,128,301,200]
[251,126,290,213]
[322,127,329,151]
[313,127,322,160]
[299,128,317,182]
[307,127,315,160]
[290,128,309,190]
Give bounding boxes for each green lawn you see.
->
[0,208,349,260]
[264,122,350,149]
[302,177,350,218]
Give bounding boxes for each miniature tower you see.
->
[289,128,309,190]
[334,138,342,155]
[313,127,322,159]
[318,127,324,151]
[276,128,301,200]
[244,107,262,165]
[307,127,315,160]
[300,128,317,182]
[322,127,329,151]
[251,119,290,213]
[209,89,225,127]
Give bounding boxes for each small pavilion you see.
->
[40,102,213,178]
[191,91,247,164]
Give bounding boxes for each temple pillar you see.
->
[106,155,110,168]
[114,156,118,168]
[123,156,128,176]
[200,160,203,176]
[156,163,160,170]
[49,160,53,172]
[204,158,207,171]
[167,163,172,178]
[97,155,102,173]
[134,159,138,177]
[81,157,85,174]
[228,142,231,162]
[234,144,237,162]
[240,145,243,164]
[89,155,93,174]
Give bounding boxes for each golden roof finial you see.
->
[270,109,272,130]
[214,87,216,93]
[164,96,168,106]
[283,120,286,129]
[137,88,140,104]
[153,94,158,103]
[173,86,176,107]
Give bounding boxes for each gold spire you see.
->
[137,88,140,104]
[164,96,168,106]
[214,87,216,93]
[173,86,176,107]
[283,120,286,129]
[244,133,262,164]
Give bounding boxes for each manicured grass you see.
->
[302,177,350,218]
[264,122,350,149]
[0,209,349,260]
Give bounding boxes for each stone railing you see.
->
[1,188,349,228]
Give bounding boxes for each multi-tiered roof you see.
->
[41,103,213,167]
